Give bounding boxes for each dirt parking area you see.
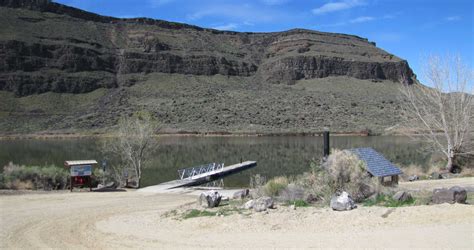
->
[1,178,473,249]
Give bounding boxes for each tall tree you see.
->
[400,55,473,172]
[107,112,158,188]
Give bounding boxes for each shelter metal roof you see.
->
[348,147,402,177]
[64,160,98,166]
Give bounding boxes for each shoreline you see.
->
[0,130,378,140]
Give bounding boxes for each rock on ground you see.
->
[305,194,318,204]
[254,196,274,212]
[199,190,222,208]
[354,183,375,202]
[432,186,467,204]
[244,200,255,210]
[330,191,357,211]
[408,175,419,182]
[431,172,443,180]
[392,191,412,202]
[233,189,250,200]
[450,186,467,204]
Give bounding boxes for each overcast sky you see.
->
[54,0,473,84]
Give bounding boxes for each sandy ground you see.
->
[1,178,474,249]
[399,177,474,192]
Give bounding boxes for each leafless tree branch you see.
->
[399,54,473,171]
[104,112,158,188]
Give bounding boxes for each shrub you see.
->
[294,168,333,204]
[363,194,415,207]
[325,150,368,191]
[292,149,382,204]
[1,162,68,190]
[263,176,289,197]
[182,209,216,219]
[402,163,447,180]
[0,173,4,189]
[323,149,378,202]
[92,168,108,187]
[248,149,382,205]
[249,174,267,198]
[290,199,309,207]
[279,183,305,203]
[250,174,266,189]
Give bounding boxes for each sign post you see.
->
[64,160,98,192]
[101,160,107,185]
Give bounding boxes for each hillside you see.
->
[0,0,417,135]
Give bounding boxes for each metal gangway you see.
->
[177,163,224,180]
[138,161,257,191]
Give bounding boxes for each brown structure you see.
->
[379,175,399,186]
[64,160,98,191]
[348,148,403,186]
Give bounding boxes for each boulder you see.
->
[222,196,230,201]
[354,183,375,202]
[254,196,274,212]
[198,190,222,208]
[305,194,318,204]
[408,175,419,182]
[432,186,467,204]
[430,172,443,180]
[392,191,412,202]
[432,188,454,204]
[450,186,467,204]
[441,173,452,179]
[330,191,357,211]
[244,199,255,209]
[233,189,250,199]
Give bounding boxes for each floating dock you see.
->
[138,161,257,192]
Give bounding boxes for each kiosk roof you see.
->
[64,160,98,166]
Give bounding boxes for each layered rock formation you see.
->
[0,0,415,97]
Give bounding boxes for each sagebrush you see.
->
[277,149,384,204]
[1,162,68,190]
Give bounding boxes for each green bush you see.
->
[363,194,415,207]
[1,162,68,190]
[290,200,309,207]
[263,176,289,197]
[182,209,216,219]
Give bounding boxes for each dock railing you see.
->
[177,163,224,180]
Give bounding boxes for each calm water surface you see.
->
[0,136,430,187]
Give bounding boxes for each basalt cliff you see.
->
[0,0,416,135]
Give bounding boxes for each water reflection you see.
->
[0,136,430,187]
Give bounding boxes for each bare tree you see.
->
[106,112,158,188]
[400,55,473,172]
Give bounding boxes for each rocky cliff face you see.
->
[0,0,415,97]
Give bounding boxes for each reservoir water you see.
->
[0,136,430,187]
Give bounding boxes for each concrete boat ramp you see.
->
[138,161,257,193]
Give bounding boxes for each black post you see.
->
[323,130,330,158]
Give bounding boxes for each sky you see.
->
[54,0,473,84]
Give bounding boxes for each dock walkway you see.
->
[138,161,256,193]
